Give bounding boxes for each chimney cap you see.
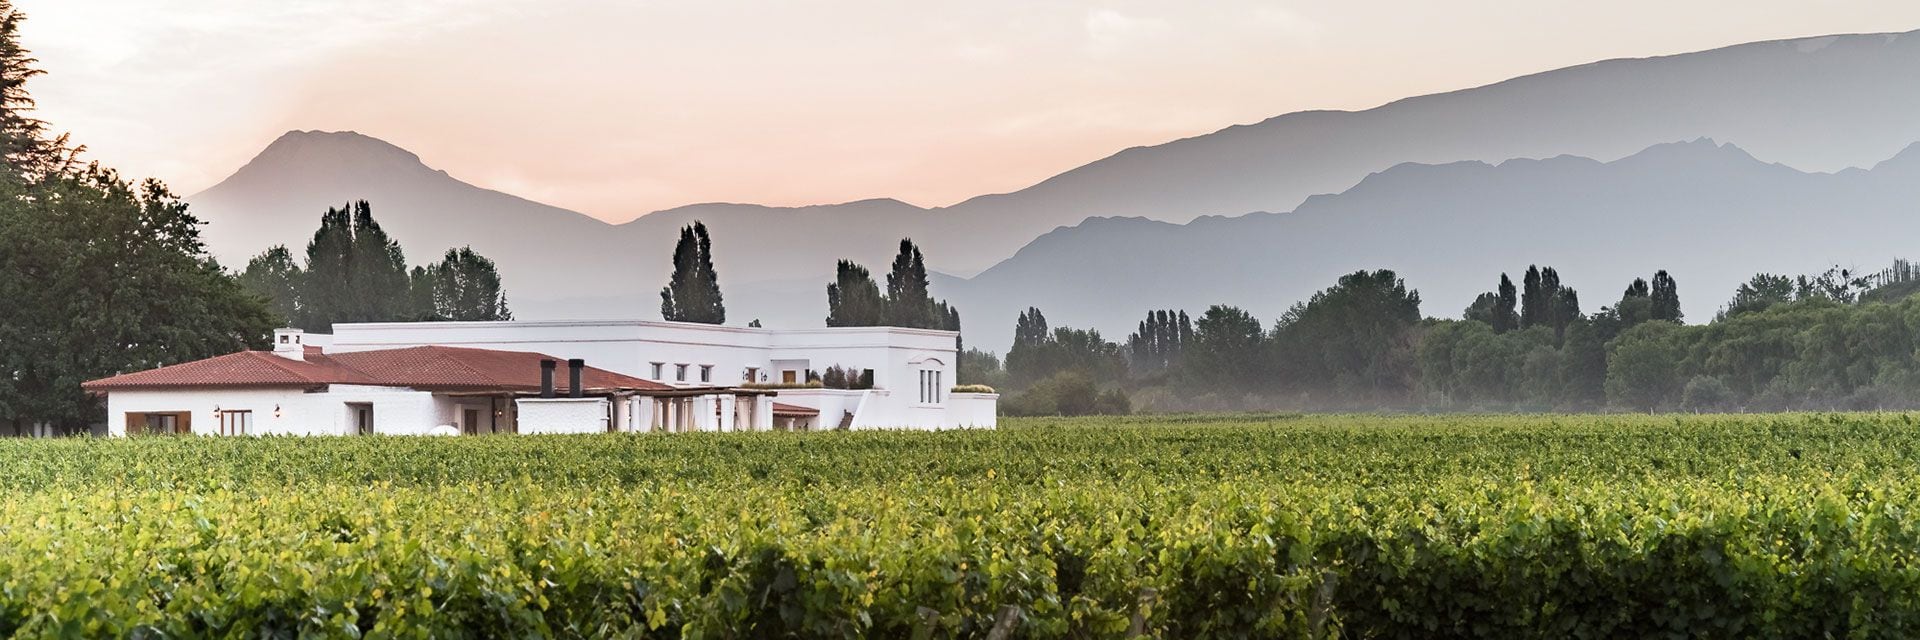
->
[270,328,306,361]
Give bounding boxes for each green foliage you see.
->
[824,259,883,327]
[1183,304,1267,392]
[1006,323,1127,389]
[661,221,725,324]
[291,201,419,330]
[959,348,1009,391]
[7,414,1920,635]
[417,246,512,321]
[1271,270,1422,400]
[245,206,510,330]
[1605,320,1690,410]
[237,245,301,324]
[1000,371,1129,416]
[0,169,275,432]
[1125,309,1189,376]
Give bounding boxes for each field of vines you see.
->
[6,413,1920,637]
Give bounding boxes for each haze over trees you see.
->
[660,221,726,324]
[0,1,274,433]
[239,202,512,331]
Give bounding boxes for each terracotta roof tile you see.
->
[771,402,820,417]
[83,345,671,394]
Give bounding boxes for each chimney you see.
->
[271,328,305,362]
[568,359,585,398]
[539,359,557,398]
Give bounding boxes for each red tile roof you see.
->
[83,346,672,394]
[771,402,820,417]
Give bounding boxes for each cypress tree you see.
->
[1493,274,1520,333]
[660,221,725,324]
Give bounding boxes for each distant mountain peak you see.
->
[210,130,439,191]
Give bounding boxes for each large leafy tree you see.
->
[0,171,274,432]
[1272,270,1423,399]
[660,221,725,324]
[1185,305,1268,392]
[421,246,512,321]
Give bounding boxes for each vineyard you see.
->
[5,413,1920,637]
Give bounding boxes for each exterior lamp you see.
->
[273,405,282,419]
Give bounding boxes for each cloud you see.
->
[1084,9,1171,56]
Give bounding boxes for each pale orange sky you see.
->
[19,1,1920,222]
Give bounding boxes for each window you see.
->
[699,365,713,383]
[675,364,689,382]
[919,370,943,404]
[782,370,797,384]
[217,410,253,436]
[127,412,189,436]
[650,362,665,380]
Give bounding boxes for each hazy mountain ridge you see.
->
[943,138,1920,349]
[183,28,1920,350]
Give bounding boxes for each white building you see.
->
[83,321,996,436]
[326,319,997,430]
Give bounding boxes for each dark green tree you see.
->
[1126,309,1190,375]
[1186,305,1268,392]
[238,245,302,324]
[1271,270,1423,399]
[660,221,725,324]
[423,246,512,321]
[1650,270,1682,323]
[825,259,884,326]
[883,239,935,329]
[1493,274,1520,333]
[1719,273,1796,319]
[0,170,274,432]
[0,1,66,182]
[1520,265,1547,329]
[294,202,415,331]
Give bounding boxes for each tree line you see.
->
[973,260,1920,416]
[238,201,512,332]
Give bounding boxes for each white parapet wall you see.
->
[945,393,1000,429]
[515,397,611,434]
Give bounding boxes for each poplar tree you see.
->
[1493,274,1520,333]
[1650,270,1682,323]
[660,221,725,324]
[883,239,935,328]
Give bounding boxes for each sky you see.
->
[18,1,1920,223]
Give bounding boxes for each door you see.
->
[350,404,374,435]
[782,370,798,384]
[463,408,480,435]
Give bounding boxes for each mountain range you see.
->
[185,29,1920,351]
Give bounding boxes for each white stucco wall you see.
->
[105,385,443,437]
[327,319,994,430]
[515,397,611,434]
